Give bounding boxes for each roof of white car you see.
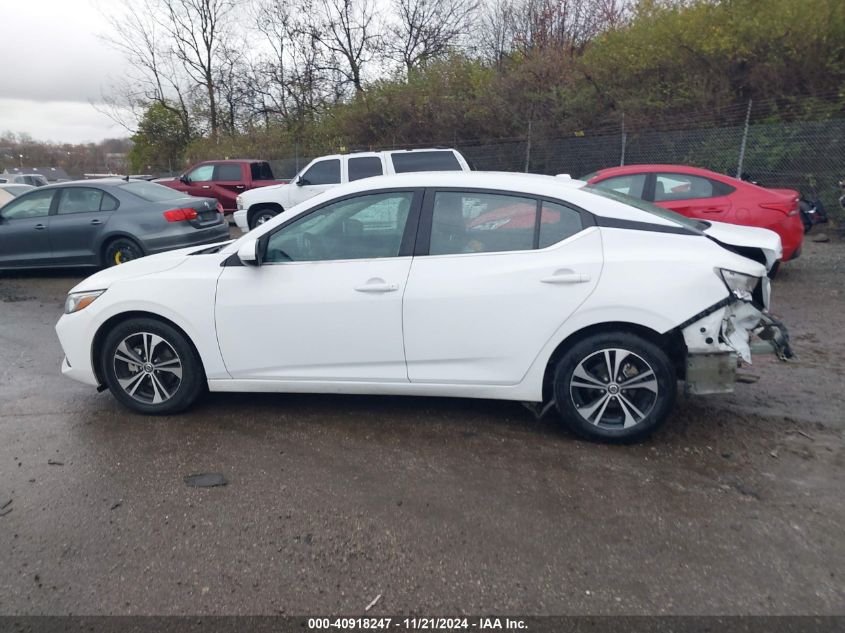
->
[320,171,679,226]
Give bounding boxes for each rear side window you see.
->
[348,157,383,181]
[214,163,243,181]
[301,159,340,185]
[653,173,733,201]
[391,151,461,173]
[57,187,104,214]
[429,192,537,255]
[593,174,647,199]
[250,162,275,180]
[539,202,583,248]
[119,180,185,202]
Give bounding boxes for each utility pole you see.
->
[524,120,532,173]
[736,99,753,178]
[620,113,627,166]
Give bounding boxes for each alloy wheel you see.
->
[569,348,658,429]
[112,332,183,404]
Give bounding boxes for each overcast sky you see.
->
[0,0,133,143]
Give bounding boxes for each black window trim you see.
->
[223,187,426,266]
[413,187,596,257]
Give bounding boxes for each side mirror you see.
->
[296,176,308,186]
[179,174,190,184]
[237,239,261,266]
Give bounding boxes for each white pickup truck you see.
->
[234,148,471,230]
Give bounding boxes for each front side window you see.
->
[391,151,461,173]
[429,192,537,255]
[214,163,243,181]
[1,189,54,219]
[264,191,414,263]
[348,157,383,181]
[593,174,647,199]
[654,173,716,201]
[187,164,214,182]
[300,159,340,186]
[57,187,104,214]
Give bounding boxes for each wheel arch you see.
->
[540,321,687,404]
[247,203,284,227]
[91,310,205,387]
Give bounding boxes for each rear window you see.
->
[119,180,186,202]
[250,162,275,181]
[391,151,461,173]
[583,184,704,233]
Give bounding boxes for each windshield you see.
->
[582,184,706,232]
[119,180,186,202]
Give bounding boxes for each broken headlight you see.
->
[718,269,760,302]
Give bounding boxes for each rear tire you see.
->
[552,332,676,443]
[249,207,279,229]
[104,237,143,267]
[100,317,205,414]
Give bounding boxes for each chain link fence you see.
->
[268,117,844,219]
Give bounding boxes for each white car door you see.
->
[289,157,342,207]
[403,190,602,385]
[215,189,422,382]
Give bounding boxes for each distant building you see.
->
[2,166,71,182]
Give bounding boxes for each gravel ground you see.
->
[0,237,843,616]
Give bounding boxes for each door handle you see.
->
[354,278,399,293]
[201,185,211,189]
[700,208,724,214]
[541,270,590,284]
[235,185,245,189]
[34,223,46,230]
[90,219,103,225]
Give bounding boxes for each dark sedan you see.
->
[0,179,230,269]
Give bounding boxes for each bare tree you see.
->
[313,0,380,94]
[98,0,193,140]
[388,0,478,74]
[478,0,517,67]
[253,0,334,124]
[158,0,235,138]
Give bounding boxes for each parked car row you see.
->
[1,153,806,277]
[0,173,49,187]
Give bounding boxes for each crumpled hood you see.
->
[702,221,782,270]
[68,243,229,293]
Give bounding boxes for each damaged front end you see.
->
[680,269,793,395]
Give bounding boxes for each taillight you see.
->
[216,202,224,214]
[760,198,799,216]
[163,208,198,222]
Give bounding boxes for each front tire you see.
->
[249,207,279,229]
[553,332,677,443]
[100,317,205,414]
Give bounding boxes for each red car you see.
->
[583,165,803,263]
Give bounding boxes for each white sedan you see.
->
[56,172,791,442]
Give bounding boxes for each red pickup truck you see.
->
[156,160,288,215]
